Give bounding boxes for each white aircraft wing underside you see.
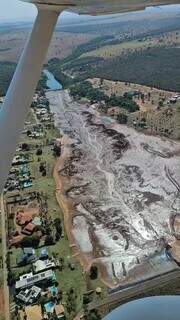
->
[22,0,180,15]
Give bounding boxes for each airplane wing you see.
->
[22,0,180,15]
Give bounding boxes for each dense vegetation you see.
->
[70,81,105,101]
[0,61,47,96]
[62,45,180,92]
[106,94,139,112]
[0,61,16,96]
[70,81,139,113]
[60,35,116,64]
[92,47,180,92]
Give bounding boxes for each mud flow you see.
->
[48,90,180,287]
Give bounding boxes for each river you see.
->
[43,69,62,90]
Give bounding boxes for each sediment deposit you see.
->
[48,90,180,287]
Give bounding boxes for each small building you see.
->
[16,286,41,305]
[55,304,65,319]
[15,270,57,291]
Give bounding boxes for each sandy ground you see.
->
[19,305,42,320]
[90,78,175,112]
[48,89,180,287]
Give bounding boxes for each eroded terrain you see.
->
[48,90,180,287]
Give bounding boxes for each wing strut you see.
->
[0,7,62,193]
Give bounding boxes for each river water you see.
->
[43,69,62,90]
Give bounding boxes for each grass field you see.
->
[80,30,180,59]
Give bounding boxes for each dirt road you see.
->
[0,195,10,320]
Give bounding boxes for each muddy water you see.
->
[48,90,180,287]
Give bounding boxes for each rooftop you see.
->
[16,286,41,304]
[22,223,36,235]
[33,258,58,273]
[16,270,55,290]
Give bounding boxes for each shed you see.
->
[55,304,65,318]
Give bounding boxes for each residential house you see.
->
[15,270,57,291]
[33,258,59,274]
[16,286,41,305]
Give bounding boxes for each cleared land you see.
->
[89,78,180,139]
[0,29,95,63]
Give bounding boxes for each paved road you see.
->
[88,269,180,312]
[0,195,10,320]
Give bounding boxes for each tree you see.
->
[39,162,45,173]
[84,310,102,320]
[141,93,145,103]
[21,235,40,248]
[27,130,32,136]
[21,143,30,151]
[90,265,98,280]
[99,78,104,87]
[53,144,61,157]
[36,148,43,156]
[54,218,62,241]
[42,168,47,177]
[117,113,128,124]
[45,235,54,246]
[158,100,164,107]
[7,270,16,286]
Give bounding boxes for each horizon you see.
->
[1,1,180,24]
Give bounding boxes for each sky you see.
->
[1,0,37,21]
[1,0,180,23]
[0,0,79,22]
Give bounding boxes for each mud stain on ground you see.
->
[49,90,180,287]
